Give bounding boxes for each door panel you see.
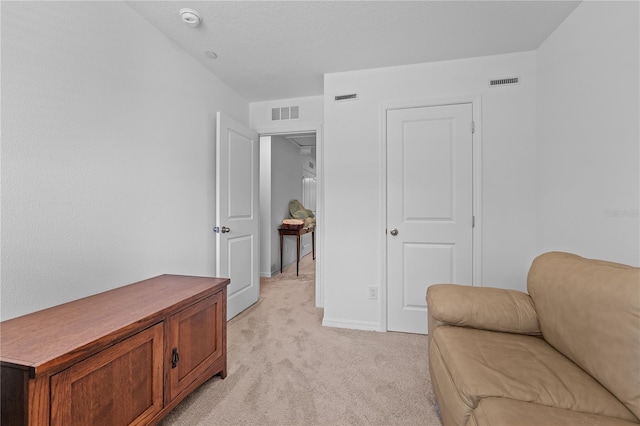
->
[403,243,455,308]
[216,112,260,320]
[387,103,473,334]
[403,119,454,220]
[228,132,253,218]
[50,324,163,426]
[227,235,253,294]
[168,293,223,401]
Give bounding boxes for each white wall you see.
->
[537,1,640,266]
[323,52,538,330]
[1,2,249,320]
[259,136,273,276]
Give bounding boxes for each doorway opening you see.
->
[259,131,321,306]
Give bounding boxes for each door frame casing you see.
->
[255,123,324,309]
[380,95,483,332]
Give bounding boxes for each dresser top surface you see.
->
[1,274,229,373]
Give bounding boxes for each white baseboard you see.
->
[322,317,382,332]
[269,254,315,277]
[268,260,293,277]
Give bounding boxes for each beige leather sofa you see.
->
[427,252,640,426]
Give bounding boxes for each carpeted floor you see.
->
[160,255,441,425]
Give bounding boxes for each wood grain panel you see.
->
[168,293,223,400]
[50,324,163,426]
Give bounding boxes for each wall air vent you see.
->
[271,106,300,121]
[490,77,520,87]
[334,93,358,102]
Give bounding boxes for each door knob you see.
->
[390,228,398,236]
[221,226,231,233]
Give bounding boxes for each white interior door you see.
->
[387,103,473,334]
[216,112,260,320]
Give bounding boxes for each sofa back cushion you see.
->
[528,252,640,420]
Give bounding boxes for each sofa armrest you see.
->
[426,284,541,335]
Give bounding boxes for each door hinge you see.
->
[471,121,475,134]
[472,216,476,228]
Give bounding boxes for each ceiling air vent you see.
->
[271,106,300,121]
[489,77,520,87]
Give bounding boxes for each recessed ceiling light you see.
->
[204,51,218,60]
[179,8,201,27]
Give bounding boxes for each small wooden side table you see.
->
[278,225,315,276]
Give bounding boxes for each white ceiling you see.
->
[127,1,580,102]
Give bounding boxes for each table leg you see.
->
[280,232,284,274]
[296,235,300,276]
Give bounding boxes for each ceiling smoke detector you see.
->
[179,8,201,27]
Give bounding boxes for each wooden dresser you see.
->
[0,275,230,426]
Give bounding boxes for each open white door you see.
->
[216,112,260,320]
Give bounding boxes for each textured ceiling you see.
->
[127,1,580,102]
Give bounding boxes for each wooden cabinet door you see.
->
[168,292,223,400]
[50,323,163,426]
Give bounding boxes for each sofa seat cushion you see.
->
[467,398,640,426]
[430,326,637,426]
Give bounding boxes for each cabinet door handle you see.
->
[172,348,180,368]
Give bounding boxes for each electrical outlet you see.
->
[368,287,378,300]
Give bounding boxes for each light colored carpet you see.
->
[161,255,442,425]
